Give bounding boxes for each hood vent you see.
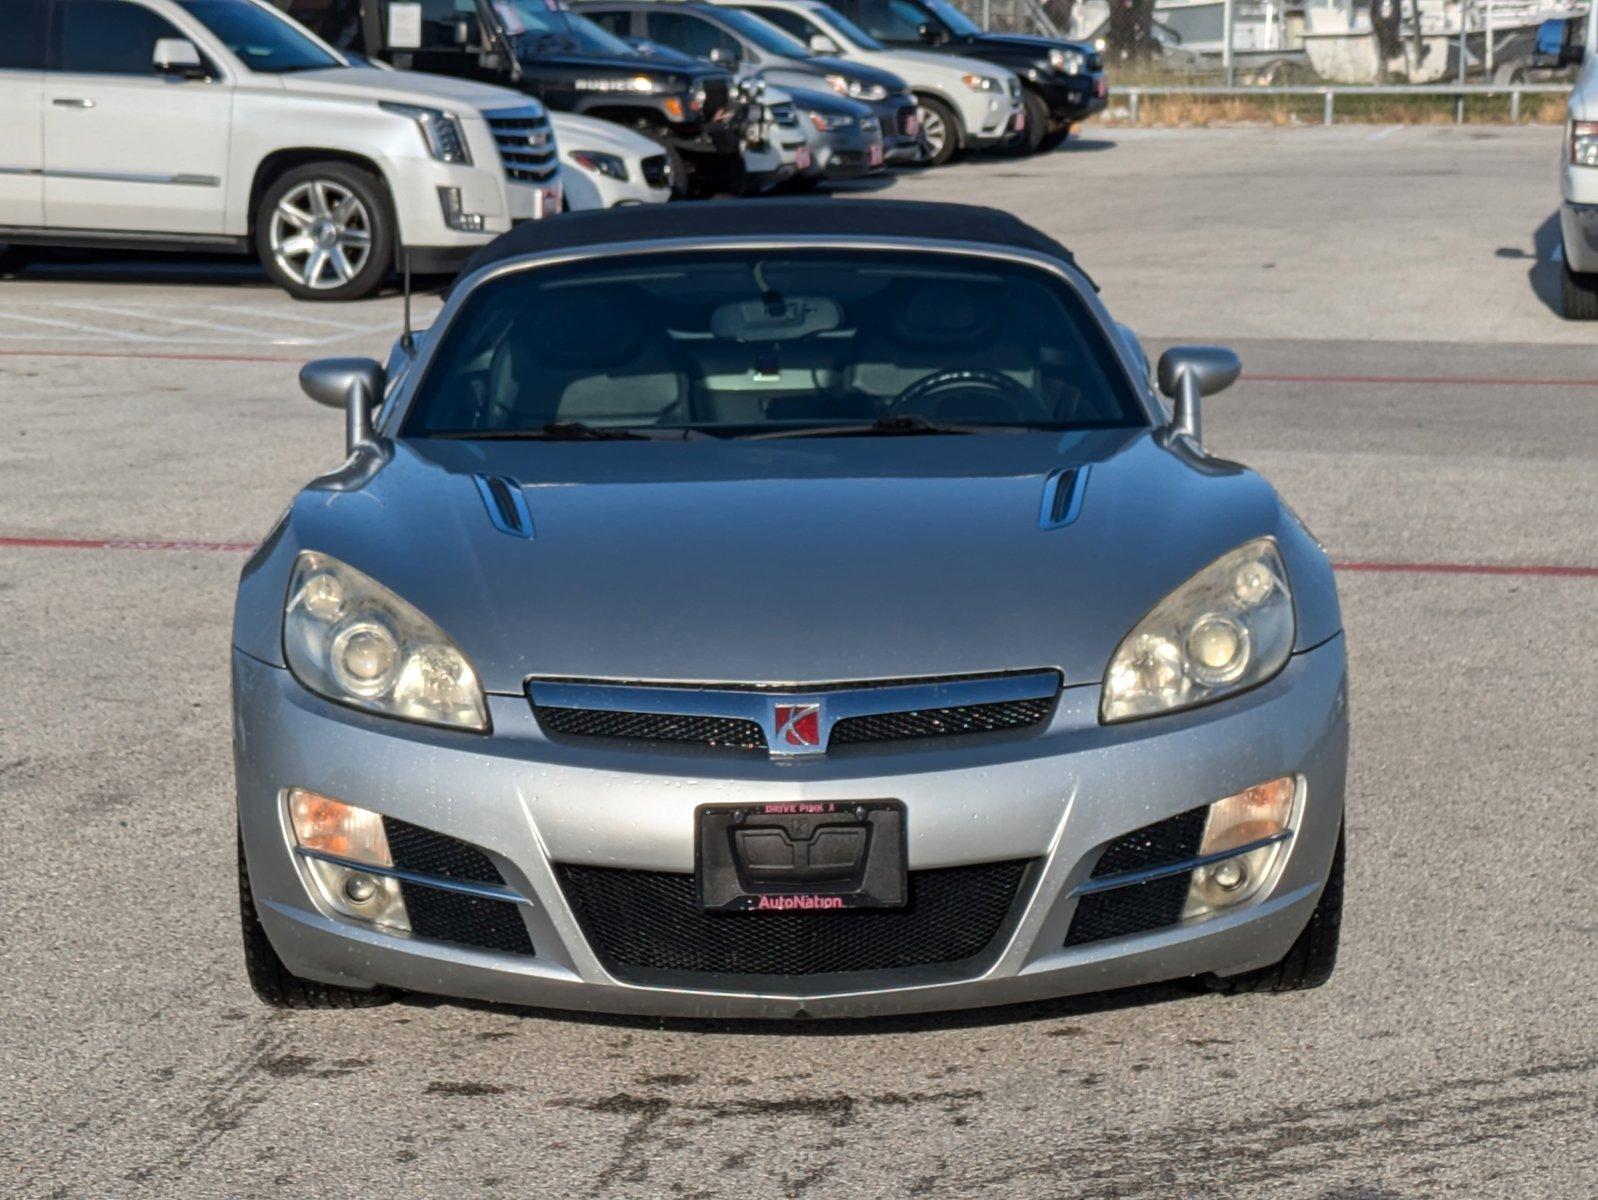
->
[474,474,535,539]
[1038,466,1089,530]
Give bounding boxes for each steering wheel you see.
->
[885,368,1046,423]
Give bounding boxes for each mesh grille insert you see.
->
[558,860,1033,982]
[400,883,534,956]
[830,697,1054,746]
[536,706,767,751]
[1065,873,1192,947]
[1089,806,1208,879]
[384,817,504,885]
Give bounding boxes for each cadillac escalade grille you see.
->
[485,107,559,184]
[557,859,1033,982]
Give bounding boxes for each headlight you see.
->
[1572,120,1598,166]
[961,73,1002,91]
[284,551,488,731]
[825,73,888,102]
[570,150,629,180]
[808,109,856,131]
[1047,47,1086,74]
[1100,537,1295,723]
[378,101,471,164]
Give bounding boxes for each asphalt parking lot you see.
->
[4,125,1597,1197]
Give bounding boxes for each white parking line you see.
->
[49,300,293,340]
[0,301,397,346]
[0,311,163,341]
[1368,126,1403,141]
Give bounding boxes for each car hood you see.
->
[279,66,544,113]
[262,429,1306,694]
[808,55,908,91]
[872,47,1011,82]
[549,110,658,157]
[957,31,1095,57]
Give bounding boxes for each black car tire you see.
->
[1562,257,1598,319]
[1036,122,1073,153]
[1203,823,1344,995]
[916,95,963,167]
[254,162,395,302]
[999,88,1050,156]
[0,242,30,275]
[238,829,394,1009]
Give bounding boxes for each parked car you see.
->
[579,0,920,164]
[275,0,748,196]
[784,85,884,183]
[828,0,1106,154]
[0,0,559,299]
[742,86,819,191]
[552,111,673,207]
[234,199,1348,1018]
[721,0,1021,166]
[1561,53,1598,318]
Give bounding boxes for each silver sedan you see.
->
[233,200,1347,1019]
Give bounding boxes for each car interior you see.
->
[407,254,1142,434]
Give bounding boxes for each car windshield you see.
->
[404,251,1145,439]
[920,0,980,35]
[814,5,886,50]
[180,0,343,71]
[493,1,637,55]
[714,7,811,57]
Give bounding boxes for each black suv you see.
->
[278,0,748,192]
[829,0,1105,153]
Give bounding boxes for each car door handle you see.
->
[52,98,96,109]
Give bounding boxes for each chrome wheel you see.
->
[269,180,373,292]
[918,104,948,160]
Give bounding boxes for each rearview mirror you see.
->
[809,33,841,54]
[153,38,206,79]
[301,357,386,453]
[1156,345,1240,447]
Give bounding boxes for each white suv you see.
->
[0,0,562,299]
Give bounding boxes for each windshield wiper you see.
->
[749,414,1036,440]
[434,421,651,441]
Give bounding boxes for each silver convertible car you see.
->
[233,201,1348,1018]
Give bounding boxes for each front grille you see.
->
[1089,806,1208,879]
[860,117,881,135]
[770,101,798,128]
[485,107,558,184]
[1065,873,1191,946]
[1007,76,1022,99]
[536,706,767,751]
[558,860,1033,982]
[830,697,1055,746]
[701,75,731,120]
[896,105,917,135]
[379,818,534,955]
[641,153,671,188]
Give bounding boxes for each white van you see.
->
[0,0,561,299]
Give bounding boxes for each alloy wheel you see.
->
[269,180,373,292]
[918,104,947,160]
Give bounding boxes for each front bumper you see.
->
[1561,200,1598,274]
[235,635,1347,1019]
[1032,72,1110,124]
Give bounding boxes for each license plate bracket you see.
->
[696,801,906,913]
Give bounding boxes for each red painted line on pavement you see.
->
[0,535,257,553]
[1246,372,1598,388]
[0,348,302,365]
[4,535,1597,578]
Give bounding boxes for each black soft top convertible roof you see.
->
[448,199,1091,290]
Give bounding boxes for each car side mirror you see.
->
[916,21,944,44]
[709,45,742,65]
[452,17,478,46]
[301,357,386,453]
[1156,345,1240,448]
[809,33,841,54]
[153,38,207,79]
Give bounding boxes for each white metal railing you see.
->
[1113,82,1571,123]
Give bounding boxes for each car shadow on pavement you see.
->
[396,978,1210,1036]
[1495,212,1563,317]
[0,247,442,296]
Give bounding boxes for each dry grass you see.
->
[1093,90,1567,127]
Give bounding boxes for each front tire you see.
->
[238,830,394,1009]
[999,89,1050,156]
[1562,256,1598,319]
[255,162,394,301]
[1036,122,1073,153]
[0,242,30,275]
[1204,824,1344,994]
[916,95,962,167]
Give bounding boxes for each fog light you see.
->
[437,186,486,232]
[1182,776,1297,919]
[288,790,410,932]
